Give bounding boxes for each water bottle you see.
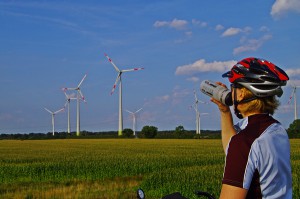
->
[200,80,233,106]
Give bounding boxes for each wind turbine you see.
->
[44,107,65,136]
[104,53,144,136]
[192,90,207,134]
[62,91,77,134]
[63,74,87,136]
[288,85,300,121]
[126,108,143,137]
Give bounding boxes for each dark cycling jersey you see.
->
[222,114,292,199]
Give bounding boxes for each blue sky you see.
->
[1,0,300,134]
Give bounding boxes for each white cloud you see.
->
[143,87,190,107]
[286,68,300,77]
[144,95,170,107]
[221,27,252,37]
[271,0,300,18]
[186,77,199,82]
[153,18,188,30]
[259,26,270,32]
[172,87,189,98]
[233,34,272,55]
[156,95,170,103]
[192,19,208,27]
[153,21,169,28]
[175,59,237,75]
[287,80,300,90]
[170,18,188,29]
[171,87,190,105]
[221,27,242,37]
[215,24,224,31]
[243,26,252,33]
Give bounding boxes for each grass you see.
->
[0,139,299,198]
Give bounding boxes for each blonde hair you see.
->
[238,87,280,115]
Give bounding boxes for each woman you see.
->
[211,57,292,198]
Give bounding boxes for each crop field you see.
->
[0,139,299,199]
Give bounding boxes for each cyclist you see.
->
[211,57,292,198]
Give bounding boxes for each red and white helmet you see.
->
[222,57,289,97]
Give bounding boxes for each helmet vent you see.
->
[252,85,278,90]
[260,76,278,83]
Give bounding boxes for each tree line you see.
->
[1,120,299,140]
[0,125,221,140]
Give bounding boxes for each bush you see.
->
[175,125,185,138]
[141,126,158,138]
[123,128,134,138]
[287,119,300,138]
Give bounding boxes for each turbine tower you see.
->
[126,108,143,137]
[63,74,87,136]
[63,91,77,134]
[288,85,300,121]
[104,53,144,136]
[44,107,65,136]
[193,90,200,134]
[193,90,207,134]
[191,105,200,134]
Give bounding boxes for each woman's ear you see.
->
[237,88,245,101]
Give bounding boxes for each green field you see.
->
[0,139,299,199]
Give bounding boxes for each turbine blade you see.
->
[44,108,53,114]
[78,90,87,103]
[65,92,77,100]
[122,67,144,72]
[126,110,134,114]
[135,108,143,113]
[110,73,121,95]
[78,74,87,88]
[104,53,120,72]
[193,90,199,103]
[193,106,197,112]
[54,107,65,114]
[63,90,69,98]
[287,87,296,105]
[64,87,77,91]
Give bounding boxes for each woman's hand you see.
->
[210,82,231,113]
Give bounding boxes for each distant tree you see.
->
[287,119,300,138]
[175,125,185,138]
[123,128,134,138]
[142,126,158,138]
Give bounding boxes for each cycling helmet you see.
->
[222,57,289,97]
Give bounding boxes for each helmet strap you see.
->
[233,87,258,119]
[233,88,243,119]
